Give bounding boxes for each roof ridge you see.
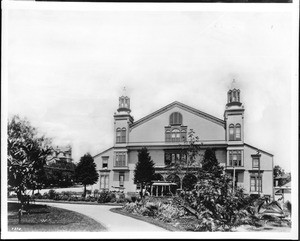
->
[130,101,225,129]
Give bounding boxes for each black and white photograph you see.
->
[1,0,299,239]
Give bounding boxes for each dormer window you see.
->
[169,112,182,125]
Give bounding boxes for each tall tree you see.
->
[8,115,52,223]
[200,148,223,178]
[75,153,99,197]
[134,147,155,198]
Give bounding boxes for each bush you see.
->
[116,193,126,203]
[33,193,43,199]
[123,202,138,214]
[67,196,78,201]
[93,189,99,197]
[48,189,57,199]
[97,191,110,203]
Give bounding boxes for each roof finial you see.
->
[231,78,237,89]
[122,86,127,97]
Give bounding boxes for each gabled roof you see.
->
[244,143,273,157]
[130,101,225,129]
[93,147,113,158]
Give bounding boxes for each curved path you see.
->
[40,202,168,232]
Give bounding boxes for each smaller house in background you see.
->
[274,181,291,203]
[274,173,291,203]
[48,145,73,164]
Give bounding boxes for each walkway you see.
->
[40,202,168,232]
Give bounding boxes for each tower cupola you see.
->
[226,80,242,107]
[117,87,131,114]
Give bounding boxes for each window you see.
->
[229,124,234,140]
[116,128,126,143]
[100,175,109,189]
[165,127,187,142]
[121,128,126,143]
[102,157,108,168]
[169,112,183,125]
[252,157,259,168]
[235,124,241,140]
[119,172,124,187]
[165,150,187,166]
[250,175,262,192]
[116,128,121,143]
[228,150,242,166]
[171,129,180,142]
[115,152,126,167]
[229,123,241,141]
[165,129,171,142]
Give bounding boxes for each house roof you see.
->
[130,101,225,129]
[244,143,273,157]
[93,147,113,158]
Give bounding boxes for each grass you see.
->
[8,202,107,232]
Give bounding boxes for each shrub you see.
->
[61,195,69,201]
[123,202,138,214]
[93,189,99,197]
[67,196,78,201]
[33,193,43,199]
[48,189,57,199]
[97,191,112,203]
[115,193,125,203]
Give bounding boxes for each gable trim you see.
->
[244,143,273,157]
[93,147,113,158]
[130,101,225,129]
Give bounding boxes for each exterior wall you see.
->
[130,106,225,144]
[243,145,273,196]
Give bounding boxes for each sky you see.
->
[3,2,298,172]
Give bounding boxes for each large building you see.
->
[92,87,274,198]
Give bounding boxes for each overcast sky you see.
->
[4,3,298,172]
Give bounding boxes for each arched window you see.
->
[229,124,234,141]
[116,128,121,143]
[121,128,126,143]
[171,129,180,142]
[235,124,241,140]
[169,112,183,125]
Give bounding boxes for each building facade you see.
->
[93,88,274,198]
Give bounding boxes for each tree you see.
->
[8,115,52,222]
[200,148,223,179]
[167,129,202,192]
[273,165,285,178]
[75,153,99,197]
[134,147,155,198]
[181,148,249,231]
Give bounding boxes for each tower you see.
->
[114,88,133,145]
[224,81,244,143]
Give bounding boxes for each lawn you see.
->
[8,202,107,232]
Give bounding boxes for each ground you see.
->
[8,202,106,232]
